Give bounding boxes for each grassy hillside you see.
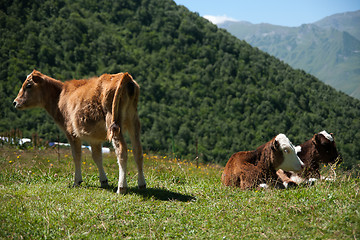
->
[0,146,359,239]
[1,0,360,169]
[219,21,360,99]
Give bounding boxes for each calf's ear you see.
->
[31,74,43,84]
[271,139,280,151]
[312,133,320,145]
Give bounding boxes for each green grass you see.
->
[0,146,359,239]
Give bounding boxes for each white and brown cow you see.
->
[13,70,146,194]
[277,130,342,187]
[221,134,304,189]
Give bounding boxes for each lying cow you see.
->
[277,130,342,187]
[13,70,146,194]
[221,134,304,189]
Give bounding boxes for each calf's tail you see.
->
[107,72,133,141]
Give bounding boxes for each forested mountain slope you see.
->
[1,0,360,168]
[219,14,360,99]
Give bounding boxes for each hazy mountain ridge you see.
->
[219,10,360,99]
[314,10,360,40]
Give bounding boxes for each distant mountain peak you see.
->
[219,10,360,99]
[314,9,360,40]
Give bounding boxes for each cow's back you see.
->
[58,73,137,141]
[221,151,256,186]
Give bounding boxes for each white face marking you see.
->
[26,72,32,80]
[319,130,333,142]
[275,134,304,172]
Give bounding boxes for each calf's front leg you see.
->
[90,143,109,188]
[276,169,298,188]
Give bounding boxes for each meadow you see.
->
[0,146,359,239]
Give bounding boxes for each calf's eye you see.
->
[26,83,32,89]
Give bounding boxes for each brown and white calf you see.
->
[221,134,304,189]
[277,130,342,187]
[14,70,146,194]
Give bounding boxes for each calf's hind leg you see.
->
[112,132,128,194]
[128,115,146,189]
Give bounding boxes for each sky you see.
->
[173,0,360,27]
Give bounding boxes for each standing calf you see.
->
[14,70,146,194]
[221,134,304,189]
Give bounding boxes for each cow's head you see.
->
[312,130,342,164]
[13,70,44,110]
[272,134,304,172]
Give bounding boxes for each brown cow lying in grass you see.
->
[277,130,342,187]
[14,70,146,194]
[221,134,304,189]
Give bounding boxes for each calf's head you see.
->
[312,130,342,164]
[272,134,304,172]
[13,70,44,110]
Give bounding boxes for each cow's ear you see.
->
[312,133,319,145]
[32,73,42,83]
[272,139,280,151]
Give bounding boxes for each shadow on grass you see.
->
[127,187,196,202]
[82,183,196,202]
